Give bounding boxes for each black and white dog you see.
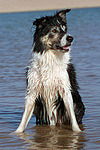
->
[15,9,85,133]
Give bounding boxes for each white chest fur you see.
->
[28,50,71,122]
[31,50,71,97]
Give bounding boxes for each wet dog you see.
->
[15,9,85,133]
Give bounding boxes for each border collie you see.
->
[15,9,85,133]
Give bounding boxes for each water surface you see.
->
[0,8,100,149]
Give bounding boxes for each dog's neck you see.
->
[32,49,71,69]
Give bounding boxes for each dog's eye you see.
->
[51,29,58,33]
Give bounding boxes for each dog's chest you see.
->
[37,51,71,95]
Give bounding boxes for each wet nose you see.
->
[66,36,74,43]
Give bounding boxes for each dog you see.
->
[14,9,85,133]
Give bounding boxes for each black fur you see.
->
[67,63,85,124]
[33,10,69,54]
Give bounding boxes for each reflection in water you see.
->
[15,125,87,149]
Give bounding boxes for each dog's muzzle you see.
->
[60,34,74,52]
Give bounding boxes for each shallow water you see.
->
[0,8,100,149]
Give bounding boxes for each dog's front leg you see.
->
[14,93,36,133]
[63,90,81,132]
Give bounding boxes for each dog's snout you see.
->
[66,36,74,43]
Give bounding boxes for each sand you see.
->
[0,0,100,13]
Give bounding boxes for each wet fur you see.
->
[34,62,85,125]
[15,9,85,133]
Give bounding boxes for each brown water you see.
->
[0,8,100,149]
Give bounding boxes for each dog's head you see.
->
[33,9,73,54]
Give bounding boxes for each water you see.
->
[0,8,100,149]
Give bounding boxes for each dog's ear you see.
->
[33,17,47,28]
[57,9,71,22]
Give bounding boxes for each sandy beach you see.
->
[0,0,100,13]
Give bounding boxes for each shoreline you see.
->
[0,0,100,13]
[1,6,99,14]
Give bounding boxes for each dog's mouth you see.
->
[60,43,71,53]
[56,44,71,53]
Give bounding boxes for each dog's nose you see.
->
[66,36,74,43]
